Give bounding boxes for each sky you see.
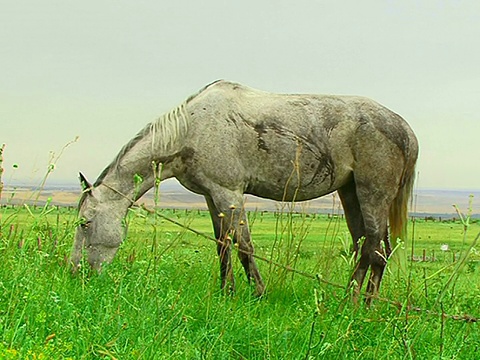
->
[1,1,479,190]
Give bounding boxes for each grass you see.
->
[0,203,479,359]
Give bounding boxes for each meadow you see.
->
[0,201,479,359]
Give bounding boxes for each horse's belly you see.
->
[246,171,347,202]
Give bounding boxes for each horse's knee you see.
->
[217,235,232,255]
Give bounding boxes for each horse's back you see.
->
[189,80,408,132]
[181,81,417,201]
[197,80,417,160]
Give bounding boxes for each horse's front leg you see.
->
[216,233,235,294]
[206,196,236,294]
[205,191,265,296]
[235,214,265,296]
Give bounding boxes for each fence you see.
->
[145,205,479,323]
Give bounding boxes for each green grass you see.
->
[0,204,479,359]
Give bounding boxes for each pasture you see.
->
[0,202,479,359]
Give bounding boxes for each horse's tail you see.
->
[389,160,416,245]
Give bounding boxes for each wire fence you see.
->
[142,205,480,324]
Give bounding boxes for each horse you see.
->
[71,80,418,302]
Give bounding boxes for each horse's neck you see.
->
[101,158,154,204]
[100,131,178,203]
[99,102,189,203]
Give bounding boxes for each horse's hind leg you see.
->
[338,179,381,303]
[364,227,391,303]
[350,210,388,304]
[352,177,396,304]
[365,245,387,302]
[338,182,369,302]
[338,179,366,261]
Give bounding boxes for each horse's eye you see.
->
[79,219,92,229]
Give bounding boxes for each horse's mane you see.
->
[92,102,189,188]
[150,101,189,154]
[81,80,222,198]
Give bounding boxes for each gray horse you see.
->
[71,80,418,301]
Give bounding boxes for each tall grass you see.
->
[1,202,479,359]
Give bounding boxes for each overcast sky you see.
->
[1,1,479,190]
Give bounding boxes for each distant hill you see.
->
[2,180,479,218]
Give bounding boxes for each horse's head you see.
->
[70,173,127,272]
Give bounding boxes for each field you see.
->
[0,203,479,359]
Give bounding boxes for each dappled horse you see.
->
[71,80,418,302]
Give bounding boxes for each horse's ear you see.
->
[79,172,93,193]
